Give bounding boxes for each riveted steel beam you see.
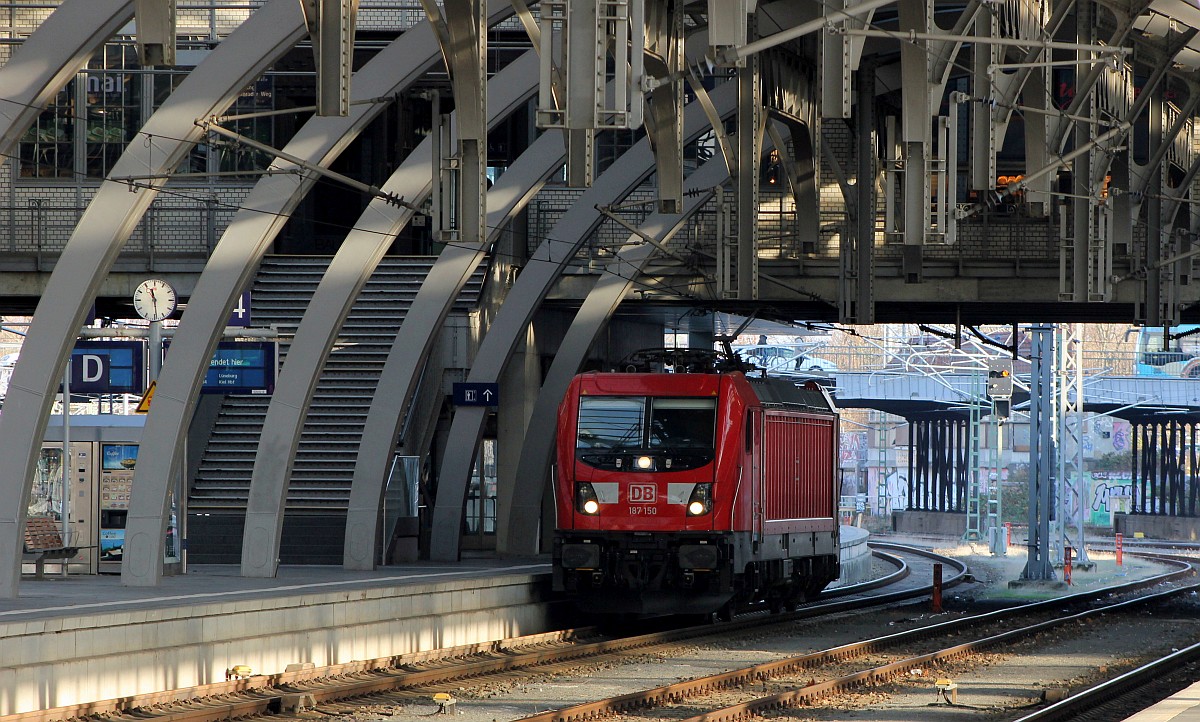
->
[135,0,175,66]
[300,0,357,116]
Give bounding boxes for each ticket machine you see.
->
[34,416,183,575]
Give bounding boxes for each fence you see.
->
[5,196,236,259]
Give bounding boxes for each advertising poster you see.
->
[99,443,138,562]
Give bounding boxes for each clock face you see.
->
[133,279,177,322]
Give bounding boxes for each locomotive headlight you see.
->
[636,455,654,470]
[576,482,600,515]
[686,483,713,516]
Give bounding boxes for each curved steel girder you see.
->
[0,0,135,597]
[342,122,567,570]
[426,81,738,562]
[1164,139,1200,231]
[0,0,132,155]
[0,0,305,599]
[985,1,1071,175]
[1126,87,1200,202]
[239,51,538,578]
[1096,34,1197,199]
[499,156,736,555]
[127,5,521,586]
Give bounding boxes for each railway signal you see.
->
[986,359,1013,418]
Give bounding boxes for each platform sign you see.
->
[201,341,275,394]
[453,382,499,407]
[162,341,276,394]
[63,341,145,394]
[227,291,251,327]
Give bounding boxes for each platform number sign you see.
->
[62,341,144,394]
[227,291,251,327]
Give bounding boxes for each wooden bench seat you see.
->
[22,516,80,578]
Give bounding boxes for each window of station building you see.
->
[153,69,276,177]
[18,41,278,182]
[18,43,142,180]
[19,85,73,178]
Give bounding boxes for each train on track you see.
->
[552,348,841,619]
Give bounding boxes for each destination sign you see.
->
[201,341,275,394]
[162,340,276,394]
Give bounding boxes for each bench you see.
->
[22,516,80,578]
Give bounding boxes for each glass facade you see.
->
[18,41,276,181]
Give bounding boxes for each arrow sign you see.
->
[453,382,499,407]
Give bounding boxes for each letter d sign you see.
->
[69,352,110,391]
[81,354,104,383]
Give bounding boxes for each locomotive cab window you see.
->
[576,396,715,471]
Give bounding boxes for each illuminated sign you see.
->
[163,341,276,394]
[201,341,275,394]
[453,382,498,407]
[64,341,145,394]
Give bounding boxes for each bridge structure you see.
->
[0,0,1198,598]
[830,367,1200,526]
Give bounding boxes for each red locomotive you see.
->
[553,349,841,618]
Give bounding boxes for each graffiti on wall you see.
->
[840,431,868,463]
[1087,471,1132,526]
[866,468,909,514]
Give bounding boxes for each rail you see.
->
[523,550,1194,722]
[0,545,932,722]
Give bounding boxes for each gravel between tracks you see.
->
[329,541,1199,722]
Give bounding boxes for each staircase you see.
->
[189,256,485,515]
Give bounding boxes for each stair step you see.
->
[193,255,485,513]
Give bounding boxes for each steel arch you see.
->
[500,154,737,554]
[425,82,737,561]
[0,0,306,598]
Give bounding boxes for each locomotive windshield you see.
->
[576,396,716,470]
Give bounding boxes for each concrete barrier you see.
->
[891,510,967,536]
[1114,513,1200,542]
[831,525,872,587]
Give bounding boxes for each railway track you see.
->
[3,544,946,722]
[11,546,1186,722]
[517,552,1196,722]
[1011,617,1200,721]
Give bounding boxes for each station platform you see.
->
[1122,681,1200,721]
[0,559,557,716]
[0,526,874,716]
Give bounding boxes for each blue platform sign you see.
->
[200,341,275,394]
[227,291,251,327]
[454,382,499,407]
[64,341,144,394]
[162,340,276,394]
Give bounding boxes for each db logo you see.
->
[628,483,657,503]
